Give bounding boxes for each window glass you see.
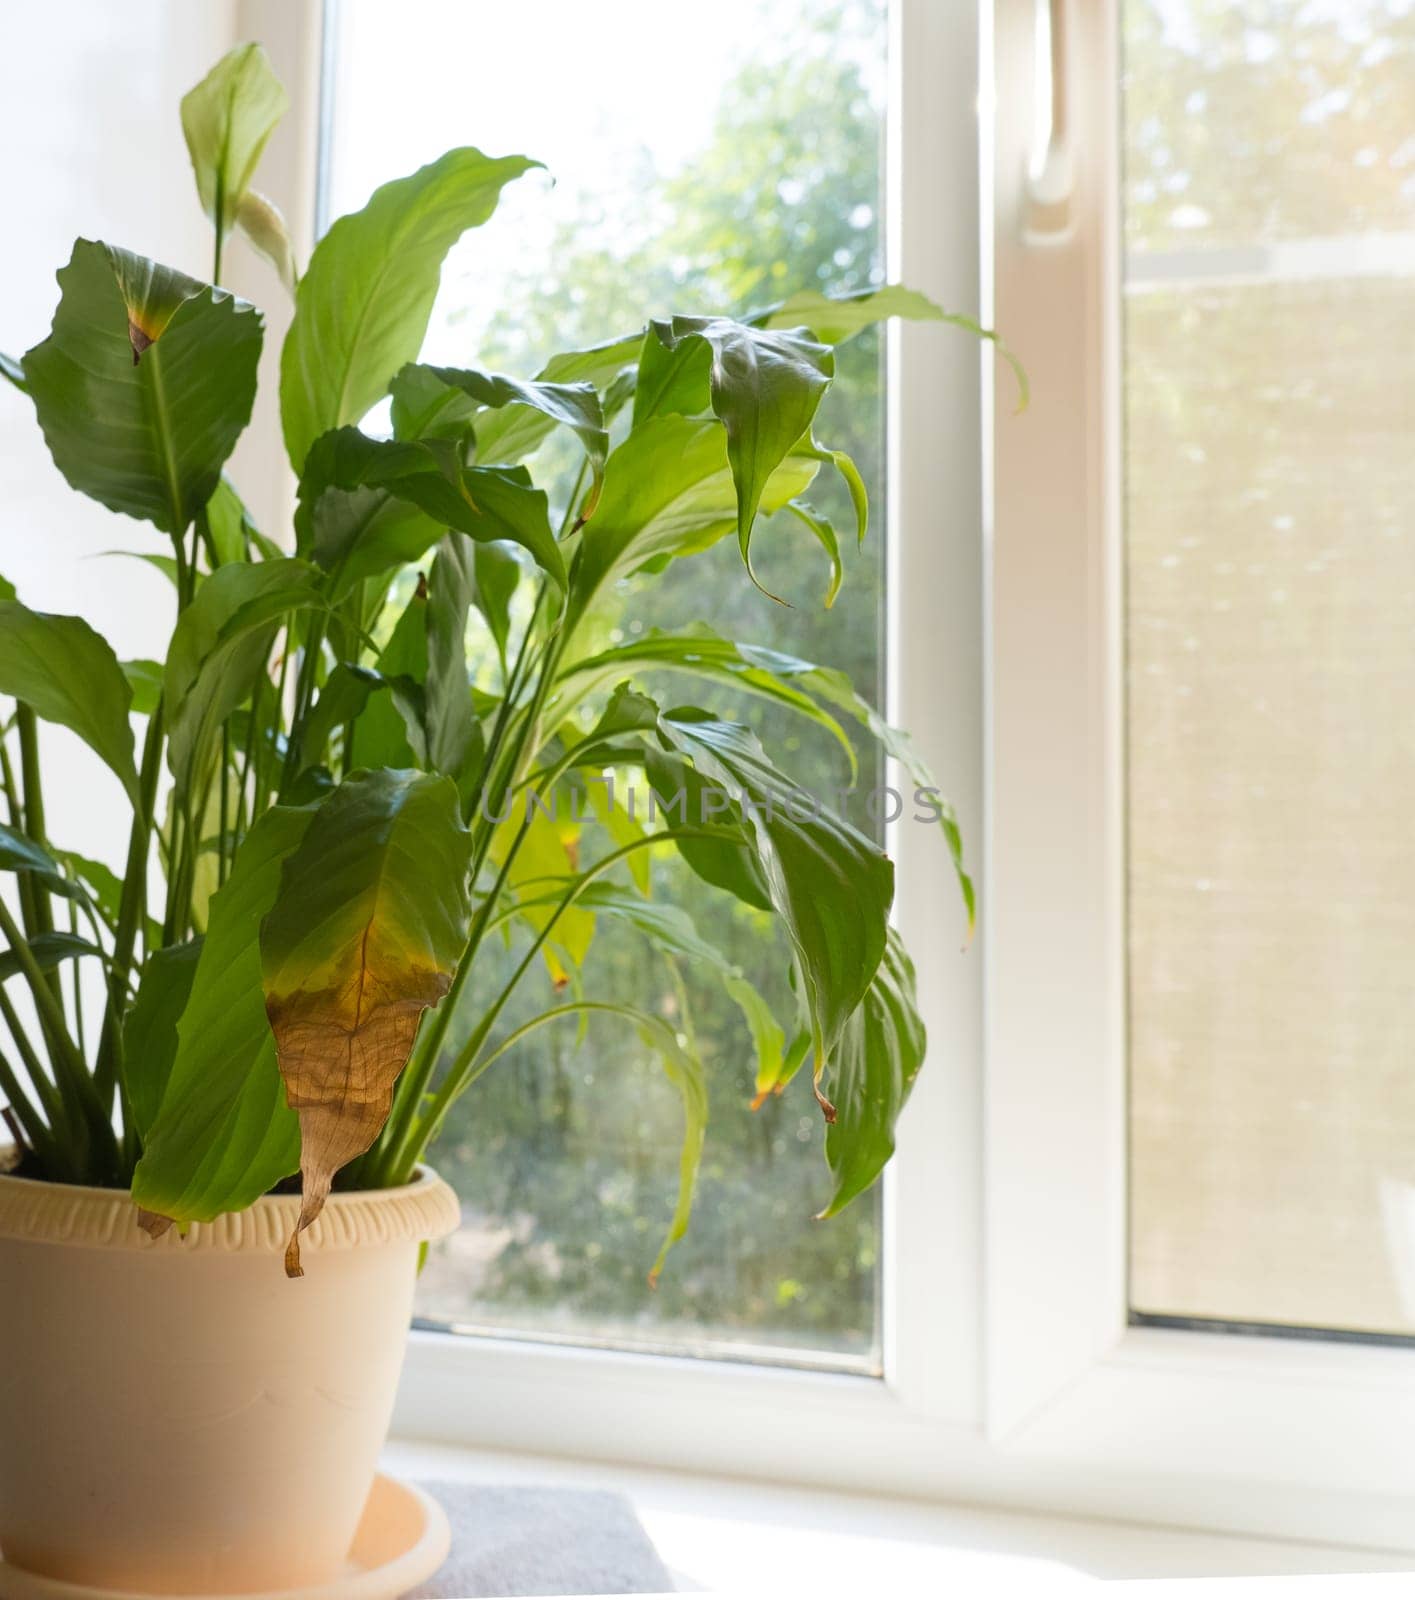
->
[326,0,888,1367]
[1124,0,1415,1336]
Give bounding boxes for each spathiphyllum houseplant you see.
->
[0,41,1003,1596]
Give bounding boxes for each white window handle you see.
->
[1022,0,1076,245]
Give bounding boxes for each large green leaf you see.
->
[123,939,202,1141]
[164,559,323,804]
[656,709,892,1075]
[260,770,472,1274]
[820,928,926,1216]
[180,43,294,289]
[131,806,311,1224]
[298,427,565,593]
[23,241,262,534]
[0,602,139,806]
[392,364,607,514]
[643,318,834,595]
[570,416,817,625]
[280,147,539,469]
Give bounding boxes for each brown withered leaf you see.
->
[268,967,450,1276]
[259,770,471,1277]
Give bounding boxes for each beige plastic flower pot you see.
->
[0,1162,459,1594]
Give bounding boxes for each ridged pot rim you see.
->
[0,1156,460,1254]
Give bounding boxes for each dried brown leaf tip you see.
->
[258,770,472,1277]
[137,1207,174,1240]
[268,965,451,1277]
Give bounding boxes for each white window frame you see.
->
[243,0,1415,1551]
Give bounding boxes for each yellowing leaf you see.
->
[260,770,472,1274]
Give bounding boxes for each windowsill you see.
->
[381,1437,1410,1592]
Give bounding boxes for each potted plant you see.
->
[0,42,1008,1596]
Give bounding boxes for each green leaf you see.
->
[297,662,383,776]
[298,428,566,593]
[122,939,202,1140]
[471,542,519,674]
[351,585,427,771]
[260,769,473,1273]
[23,241,262,534]
[280,147,539,470]
[1,352,27,393]
[0,827,82,902]
[820,929,926,1216]
[729,975,790,1105]
[164,558,323,804]
[641,1011,705,1284]
[751,284,1029,407]
[0,930,99,988]
[131,805,311,1224]
[801,667,974,932]
[642,746,772,913]
[394,364,608,514]
[644,318,834,597]
[471,332,642,466]
[799,440,868,545]
[388,364,479,443]
[121,658,164,717]
[781,501,843,608]
[632,326,712,426]
[552,625,857,778]
[0,602,140,806]
[751,284,948,342]
[570,416,817,626]
[204,477,257,567]
[656,710,893,1073]
[180,43,290,280]
[425,536,483,795]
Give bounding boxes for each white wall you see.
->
[0,1,310,867]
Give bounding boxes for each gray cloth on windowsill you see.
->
[408,1483,676,1598]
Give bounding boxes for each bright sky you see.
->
[325,0,885,366]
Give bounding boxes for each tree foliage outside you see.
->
[408,0,893,1358]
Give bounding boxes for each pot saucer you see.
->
[0,1475,450,1600]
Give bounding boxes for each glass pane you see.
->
[1124,2,1415,1335]
[325,0,888,1368]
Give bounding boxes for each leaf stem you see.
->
[95,699,165,1106]
[0,895,116,1178]
[379,828,715,1185]
[0,982,67,1143]
[0,1038,58,1168]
